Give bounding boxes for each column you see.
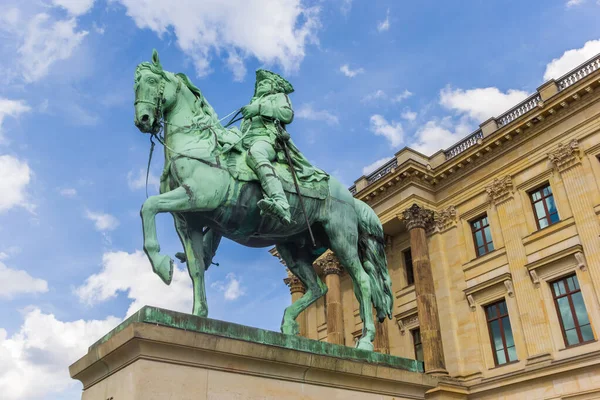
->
[283,269,307,337]
[486,175,553,363]
[549,140,600,293]
[401,204,448,375]
[316,252,345,345]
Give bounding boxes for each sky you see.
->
[0,0,599,398]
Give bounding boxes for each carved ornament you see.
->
[548,139,581,172]
[575,251,587,271]
[401,203,435,231]
[284,268,306,294]
[434,206,457,232]
[485,175,513,205]
[315,251,343,276]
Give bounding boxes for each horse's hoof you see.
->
[355,338,374,352]
[153,255,174,285]
[281,320,300,336]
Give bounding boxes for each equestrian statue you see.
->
[133,50,393,351]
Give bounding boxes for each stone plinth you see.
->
[70,306,438,400]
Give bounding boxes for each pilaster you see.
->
[315,252,345,345]
[548,139,600,294]
[486,175,553,364]
[401,204,448,375]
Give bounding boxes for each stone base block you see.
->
[70,306,438,399]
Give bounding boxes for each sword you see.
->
[276,120,316,247]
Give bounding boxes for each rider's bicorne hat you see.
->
[254,69,294,96]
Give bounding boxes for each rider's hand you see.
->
[241,104,258,118]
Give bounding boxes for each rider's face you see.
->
[256,79,273,96]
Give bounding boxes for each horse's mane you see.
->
[135,62,221,127]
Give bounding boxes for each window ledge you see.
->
[558,338,597,352]
[522,217,575,246]
[462,248,507,272]
[489,360,520,370]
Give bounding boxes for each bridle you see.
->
[134,74,182,134]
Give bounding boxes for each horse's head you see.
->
[134,49,180,134]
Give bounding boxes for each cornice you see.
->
[354,77,600,207]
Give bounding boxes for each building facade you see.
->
[276,54,600,399]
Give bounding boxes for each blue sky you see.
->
[0,0,599,398]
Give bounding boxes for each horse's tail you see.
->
[354,198,393,322]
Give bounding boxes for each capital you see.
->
[433,205,457,232]
[401,203,435,231]
[315,251,343,276]
[548,139,581,172]
[284,269,305,294]
[486,175,513,205]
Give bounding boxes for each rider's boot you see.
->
[255,163,292,225]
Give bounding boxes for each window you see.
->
[471,215,494,257]
[529,184,559,229]
[551,274,594,347]
[412,328,423,362]
[403,248,414,286]
[485,300,517,366]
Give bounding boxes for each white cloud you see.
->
[410,116,474,156]
[440,86,529,122]
[127,168,160,192]
[296,104,339,125]
[18,14,88,83]
[361,89,412,103]
[377,9,390,32]
[0,262,48,298]
[362,157,392,175]
[113,0,320,78]
[566,0,585,6]
[84,210,119,232]
[543,39,600,80]
[51,0,96,16]
[76,250,192,317]
[369,114,403,147]
[0,155,33,214]
[0,98,30,143]
[401,110,417,121]
[58,188,77,197]
[0,253,7,260]
[361,90,387,103]
[211,273,245,301]
[0,308,119,400]
[340,0,352,14]
[393,89,413,102]
[340,64,364,78]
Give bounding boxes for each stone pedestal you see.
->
[70,306,438,400]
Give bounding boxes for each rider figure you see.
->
[241,70,295,225]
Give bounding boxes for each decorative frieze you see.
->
[401,203,435,231]
[433,206,457,232]
[397,314,419,336]
[548,139,581,172]
[485,175,513,205]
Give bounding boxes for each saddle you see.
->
[217,129,329,200]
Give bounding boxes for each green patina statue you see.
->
[133,50,393,351]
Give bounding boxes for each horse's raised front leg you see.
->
[141,186,194,285]
[173,214,208,317]
[276,244,326,336]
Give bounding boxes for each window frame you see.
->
[550,274,594,348]
[411,328,423,362]
[403,248,414,286]
[470,214,494,257]
[528,183,559,230]
[484,299,518,367]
